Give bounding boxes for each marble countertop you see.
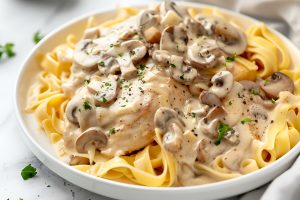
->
[0,0,270,199]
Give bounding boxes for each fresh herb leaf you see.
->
[129,50,135,56]
[215,123,231,145]
[250,88,258,95]
[264,79,270,86]
[100,97,107,103]
[110,44,114,48]
[229,101,232,106]
[33,31,44,44]
[84,79,90,85]
[21,164,37,180]
[109,127,116,135]
[241,118,252,124]
[191,112,196,118]
[139,64,146,70]
[98,61,105,67]
[83,100,92,110]
[170,63,176,68]
[271,98,276,104]
[118,52,123,57]
[0,43,16,59]
[226,55,236,62]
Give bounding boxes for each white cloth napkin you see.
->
[181,0,300,199]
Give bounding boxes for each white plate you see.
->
[14,2,300,200]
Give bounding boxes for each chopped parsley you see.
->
[228,101,232,106]
[119,78,126,85]
[241,118,252,124]
[21,164,37,180]
[98,61,105,67]
[83,100,92,110]
[110,44,114,48]
[118,52,123,57]
[138,64,146,79]
[271,98,276,104]
[105,82,111,86]
[226,55,236,62]
[129,50,135,56]
[108,127,116,135]
[0,42,16,59]
[191,112,196,118]
[139,64,146,70]
[264,79,270,86]
[215,123,231,145]
[100,97,107,103]
[250,88,259,95]
[170,63,176,68]
[33,31,44,44]
[138,87,144,93]
[84,79,90,85]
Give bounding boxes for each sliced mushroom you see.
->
[138,10,161,43]
[160,25,187,55]
[116,55,138,79]
[98,55,120,75]
[259,72,294,99]
[121,40,147,63]
[224,128,240,145]
[75,127,108,153]
[69,156,90,166]
[196,139,207,163]
[187,38,221,68]
[200,91,221,107]
[83,27,101,39]
[194,15,217,36]
[73,39,101,69]
[154,107,185,134]
[209,71,234,98]
[160,0,188,18]
[152,50,171,66]
[199,106,226,138]
[169,55,197,84]
[163,123,183,153]
[185,18,205,41]
[214,20,247,55]
[65,96,82,124]
[87,75,118,104]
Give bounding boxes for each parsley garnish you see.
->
[0,43,16,59]
[271,98,276,104]
[138,64,146,79]
[139,64,146,70]
[129,50,135,56]
[100,97,107,103]
[99,61,105,67]
[191,112,196,118]
[21,164,37,180]
[250,88,258,95]
[84,79,90,85]
[264,79,270,86]
[215,123,231,145]
[118,52,123,57]
[109,127,116,136]
[226,55,236,62]
[170,63,176,68]
[241,118,252,124]
[33,31,44,44]
[110,44,114,48]
[229,101,232,106]
[83,100,92,110]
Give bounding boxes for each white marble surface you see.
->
[0,0,284,199]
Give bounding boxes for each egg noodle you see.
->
[26,4,300,186]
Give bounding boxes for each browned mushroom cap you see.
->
[214,20,247,55]
[73,39,101,69]
[69,156,90,166]
[160,25,187,55]
[98,55,120,75]
[209,71,234,98]
[187,38,221,68]
[121,40,147,63]
[169,55,197,84]
[75,127,108,153]
[65,96,81,124]
[260,72,294,99]
[154,107,185,134]
[224,128,240,145]
[185,18,206,41]
[200,91,221,107]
